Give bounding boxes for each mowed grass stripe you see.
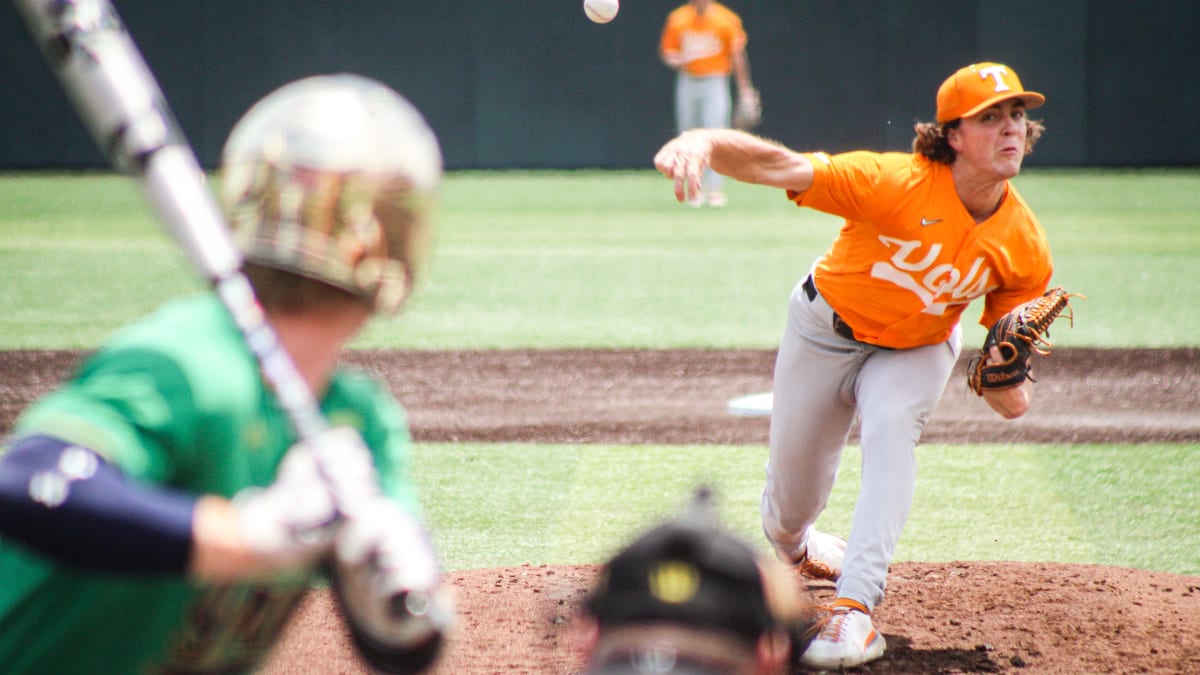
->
[411,443,1199,575]
[4,169,1200,348]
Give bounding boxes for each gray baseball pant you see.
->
[760,272,961,611]
[675,73,731,194]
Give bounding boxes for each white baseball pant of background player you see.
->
[760,268,962,611]
[674,73,731,197]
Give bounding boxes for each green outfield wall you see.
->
[0,0,1195,170]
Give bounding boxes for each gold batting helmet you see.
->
[220,73,442,313]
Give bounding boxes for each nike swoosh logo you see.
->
[920,217,943,226]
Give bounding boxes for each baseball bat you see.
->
[12,0,361,513]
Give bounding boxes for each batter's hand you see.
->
[654,131,714,203]
[333,496,453,672]
[233,426,381,574]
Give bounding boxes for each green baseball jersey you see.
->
[0,293,420,673]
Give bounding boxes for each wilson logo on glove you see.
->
[968,286,1084,395]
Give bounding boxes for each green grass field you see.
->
[410,442,1200,575]
[4,169,1199,350]
[2,169,1198,575]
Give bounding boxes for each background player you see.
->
[0,74,451,673]
[659,0,757,208]
[653,62,1053,668]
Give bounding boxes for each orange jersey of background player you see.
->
[659,2,747,77]
[790,150,1053,349]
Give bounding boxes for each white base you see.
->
[726,391,773,417]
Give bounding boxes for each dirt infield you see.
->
[2,348,1198,673]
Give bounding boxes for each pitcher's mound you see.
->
[265,560,1200,674]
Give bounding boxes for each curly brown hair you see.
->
[912,118,1045,165]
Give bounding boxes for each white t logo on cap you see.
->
[979,65,1012,92]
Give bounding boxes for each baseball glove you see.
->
[733,87,762,130]
[967,286,1083,395]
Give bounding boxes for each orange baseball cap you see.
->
[936,62,1045,124]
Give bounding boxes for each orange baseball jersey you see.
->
[789,151,1053,349]
[660,2,747,77]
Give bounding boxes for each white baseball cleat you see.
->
[800,598,886,669]
[793,527,846,581]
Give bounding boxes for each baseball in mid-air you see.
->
[583,0,619,24]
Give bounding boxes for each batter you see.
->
[654,62,1054,668]
[0,75,449,673]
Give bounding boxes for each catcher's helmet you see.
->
[220,74,442,313]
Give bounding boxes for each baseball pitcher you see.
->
[655,62,1079,669]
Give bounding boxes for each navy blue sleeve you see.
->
[0,435,195,574]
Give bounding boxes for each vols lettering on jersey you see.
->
[660,2,747,77]
[790,151,1052,349]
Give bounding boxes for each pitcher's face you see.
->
[949,99,1030,180]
